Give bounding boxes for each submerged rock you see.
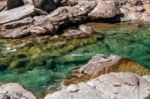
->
[73,55,122,77]
[45,72,150,99]
[0,83,37,99]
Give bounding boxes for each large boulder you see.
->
[0,83,37,99]
[45,72,150,99]
[88,0,120,19]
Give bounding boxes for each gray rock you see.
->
[45,72,150,99]
[0,83,37,99]
[0,4,35,25]
[4,17,33,29]
[0,0,149,38]
[30,1,96,35]
[30,21,55,35]
[88,0,120,19]
[0,26,30,38]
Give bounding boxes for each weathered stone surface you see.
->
[30,0,150,36]
[73,55,122,77]
[0,83,37,99]
[0,0,149,38]
[30,21,55,35]
[0,4,35,25]
[88,0,120,19]
[30,1,97,35]
[0,26,30,38]
[4,17,33,29]
[45,73,150,99]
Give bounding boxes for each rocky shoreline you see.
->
[0,0,149,38]
[0,0,150,99]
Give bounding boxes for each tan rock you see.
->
[144,4,150,13]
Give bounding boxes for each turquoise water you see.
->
[0,22,150,96]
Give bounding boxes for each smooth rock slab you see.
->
[0,83,37,99]
[45,72,150,99]
[0,4,35,25]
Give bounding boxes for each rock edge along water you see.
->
[0,0,149,38]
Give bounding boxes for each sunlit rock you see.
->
[45,73,150,99]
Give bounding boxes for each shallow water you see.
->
[0,22,150,97]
